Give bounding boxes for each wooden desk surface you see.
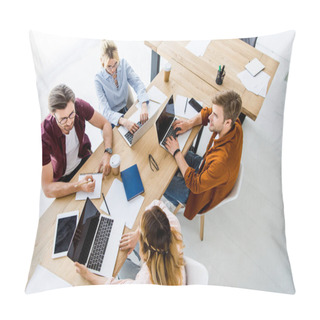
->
[145,39,279,121]
[27,66,212,287]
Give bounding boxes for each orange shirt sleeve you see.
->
[184,158,229,194]
[201,107,212,126]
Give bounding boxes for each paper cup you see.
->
[164,63,171,82]
[110,154,121,175]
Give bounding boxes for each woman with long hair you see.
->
[75,200,185,285]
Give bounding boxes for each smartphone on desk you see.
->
[188,98,203,112]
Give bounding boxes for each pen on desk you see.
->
[184,97,188,114]
[75,178,92,188]
[149,99,161,104]
[219,65,221,72]
[221,65,225,74]
[102,192,111,216]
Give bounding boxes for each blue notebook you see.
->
[120,164,144,201]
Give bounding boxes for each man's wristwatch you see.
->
[104,148,113,154]
[173,148,180,157]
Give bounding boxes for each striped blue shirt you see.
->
[94,58,149,125]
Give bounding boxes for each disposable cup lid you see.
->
[164,63,171,71]
[110,154,120,167]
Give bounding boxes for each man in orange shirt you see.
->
[164,90,243,220]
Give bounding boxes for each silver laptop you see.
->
[67,197,124,277]
[155,95,191,152]
[118,100,161,147]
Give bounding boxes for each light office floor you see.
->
[27,31,295,293]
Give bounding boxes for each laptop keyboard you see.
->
[87,216,114,272]
[162,123,178,149]
[124,121,142,145]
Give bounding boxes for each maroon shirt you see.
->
[41,98,95,181]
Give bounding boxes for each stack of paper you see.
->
[174,95,202,119]
[245,58,265,76]
[136,85,167,110]
[185,40,210,57]
[237,70,271,97]
[100,178,144,229]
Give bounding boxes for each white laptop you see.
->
[155,95,192,152]
[118,100,161,146]
[118,86,167,147]
[67,197,124,277]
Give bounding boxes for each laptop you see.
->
[118,100,161,147]
[155,95,192,152]
[67,197,124,277]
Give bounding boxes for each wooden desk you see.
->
[145,40,279,121]
[27,65,214,287]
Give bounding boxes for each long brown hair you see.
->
[139,206,184,285]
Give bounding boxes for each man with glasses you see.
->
[41,84,113,198]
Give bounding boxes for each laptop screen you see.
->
[155,95,175,142]
[67,197,100,264]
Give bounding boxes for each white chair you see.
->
[174,163,244,241]
[184,256,209,285]
[199,163,244,240]
[126,85,134,109]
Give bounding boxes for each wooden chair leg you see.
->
[200,215,205,241]
[173,203,183,215]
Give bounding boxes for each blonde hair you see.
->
[139,206,184,285]
[100,40,119,67]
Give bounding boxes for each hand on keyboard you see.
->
[140,102,149,125]
[124,121,143,144]
[164,135,180,156]
[121,118,140,134]
[173,127,181,138]
[173,119,190,135]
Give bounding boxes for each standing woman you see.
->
[95,40,149,134]
[75,200,186,285]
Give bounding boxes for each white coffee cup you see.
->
[164,63,171,82]
[110,154,121,175]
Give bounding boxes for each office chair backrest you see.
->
[184,256,209,285]
[215,163,244,209]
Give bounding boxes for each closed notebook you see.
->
[120,164,144,201]
[245,58,265,76]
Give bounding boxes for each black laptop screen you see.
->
[67,198,100,264]
[156,95,175,143]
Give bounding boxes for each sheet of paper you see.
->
[75,173,103,200]
[185,40,210,57]
[174,95,201,119]
[135,85,167,110]
[237,70,270,98]
[147,85,168,106]
[100,178,144,229]
[245,58,265,76]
